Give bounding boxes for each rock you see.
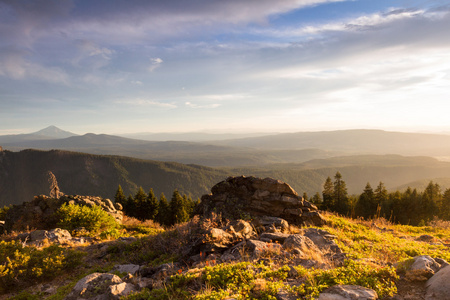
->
[303,228,342,254]
[426,265,450,300]
[318,285,378,300]
[256,216,290,233]
[4,194,123,232]
[283,234,319,255]
[226,219,254,240]
[260,232,290,243]
[406,255,441,281]
[108,282,137,299]
[47,228,72,243]
[29,229,48,241]
[416,235,435,242]
[65,272,123,300]
[112,264,141,276]
[246,239,282,257]
[434,257,449,269]
[208,228,234,244]
[196,176,325,227]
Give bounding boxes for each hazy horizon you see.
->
[1,1,450,135]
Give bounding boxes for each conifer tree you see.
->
[134,187,148,220]
[311,192,322,206]
[114,185,126,205]
[333,172,349,215]
[355,182,376,219]
[156,193,170,226]
[322,176,334,210]
[146,188,159,221]
[440,188,450,220]
[170,190,189,225]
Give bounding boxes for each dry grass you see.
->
[121,215,163,229]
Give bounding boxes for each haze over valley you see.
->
[2,126,450,207]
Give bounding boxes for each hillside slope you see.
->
[2,149,450,207]
[0,149,228,206]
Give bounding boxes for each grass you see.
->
[2,211,450,299]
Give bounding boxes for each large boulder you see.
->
[426,265,450,300]
[4,194,123,232]
[196,176,325,226]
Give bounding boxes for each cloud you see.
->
[148,57,163,72]
[0,46,68,83]
[185,102,221,109]
[115,98,177,109]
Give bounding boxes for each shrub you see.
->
[56,203,121,238]
[0,240,83,293]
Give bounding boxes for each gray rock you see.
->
[318,285,378,300]
[108,282,137,299]
[426,265,450,300]
[65,272,123,300]
[283,234,318,254]
[258,216,290,232]
[29,230,48,241]
[303,228,342,254]
[47,228,72,243]
[112,264,140,275]
[406,255,442,281]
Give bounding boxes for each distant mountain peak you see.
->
[33,126,78,138]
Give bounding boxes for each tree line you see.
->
[114,185,199,226]
[309,172,450,226]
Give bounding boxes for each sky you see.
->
[1,0,450,135]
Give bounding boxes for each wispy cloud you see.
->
[148,57,163,72]
[115,98,177,109]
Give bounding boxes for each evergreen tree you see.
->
[114,185,126,205]
[421,181,440,223]
[146,188,159,221]
[123,194,135,217]
[333,172,349,215]
[156,193,170,226]
[134,187,148,221]
[302,192,308,201]
[440,188,450,220]
[355,182,376,219]
[170,190,189,225]
[311,192,322,206]
[374,182,388,217]
[322,176,334,210]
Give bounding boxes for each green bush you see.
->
[0,241,83,293]
[56,203,121,238]
[0,205,10,220]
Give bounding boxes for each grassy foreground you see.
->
[2,212,450,299]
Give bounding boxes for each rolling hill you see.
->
[2,127,450,168]
[0,149,228,207]
[2,149,450,207]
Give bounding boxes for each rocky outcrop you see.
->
[4,194,123,232]
[196,176,325,226]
